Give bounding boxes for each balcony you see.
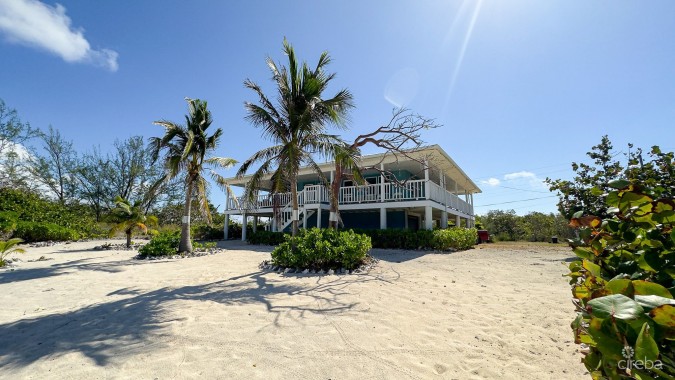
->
[227,179,473,216]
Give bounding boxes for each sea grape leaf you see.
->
[588,294,644,320]
[583,259,603,278]
[649,305,675,328]
[635,323,659,362]
[605,279,634,296]
[609,179,631,189]
[654,210,675,224]
[634,295,675,310]
[633,280,673,298]
[574,247,594,260]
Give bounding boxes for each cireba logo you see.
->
[619,346,664,370]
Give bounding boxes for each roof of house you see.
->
[225,144,481,194]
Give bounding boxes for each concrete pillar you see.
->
[271,214,277,232]
[424,206,433,230]
[224,214,229,240]
[253,216,258,233]
[242,213,248,241]
[316,208,321,228]
[456,214,461,228]
[441,211,448,229]
[380,207,387,229]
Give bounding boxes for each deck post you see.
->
[271,214,277,232]
[316,208,321,228]
[424,160,430,200]
[303,208,307,229]
[380,163,385,201]
[424,206,433,230]
[456,214,461,228]
[224,214,229,240]
[380,207,387,229]
[242,213,248,241]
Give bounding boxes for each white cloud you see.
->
[504,171,536,180]
[0,0,118,71]
[481,177,500,186]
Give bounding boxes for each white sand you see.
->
[0,240,587,379]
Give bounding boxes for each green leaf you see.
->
[654,210,675,224]
[583,259,603,278]
[632,280,673,298]
[635,323,659,362]
[605,279,634,296]
[635,295,675,310]
[588,294,644,320]
[608,179,630,189]
[649,305,675,328]
[574,247,594,260]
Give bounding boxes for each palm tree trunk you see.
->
[291,175,299,236]
[329,164,343,229]
[179,180,194,252]
[126,229,132,248]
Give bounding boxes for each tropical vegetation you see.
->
[552,139,675,378]
[108,196,158,248]
[271,228,371,270]
[149,98,237,252]
[0,238,26,267]
[237,38,354,236]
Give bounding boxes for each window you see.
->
[343,179,354,187]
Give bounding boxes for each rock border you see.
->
[132,248,224,261]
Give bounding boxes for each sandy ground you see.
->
[0,240,588,379]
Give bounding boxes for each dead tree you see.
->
[328,108,440,228]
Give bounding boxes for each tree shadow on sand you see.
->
[0,256,173,285]
[0,270,387,370]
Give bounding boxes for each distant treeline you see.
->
[476,210,575,242]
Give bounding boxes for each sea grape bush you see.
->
[355,228,477,251]
[247,231,286,245]
[138,231,218,257]
[271,228,371,270]
[567,180,675,378]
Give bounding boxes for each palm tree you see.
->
[0,238,25,267]
[237,39,354,236]
[108,196,158,248]
[150,98,237,253]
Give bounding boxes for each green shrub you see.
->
[432,228,477,250]
[138,231,180,257]
[352,228,476,251]
[0,188,101,240]
[193,241,216,250]
[247,230,287,245]
[191,223,224,240]
[14,221,81,242]
[271,228,371,270]
[0,211,18,237]
[567,181,675,378]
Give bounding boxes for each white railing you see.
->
[384,179,426,201]
[227,181,474,215]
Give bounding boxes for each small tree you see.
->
[108,196,157,248]
[0,238,26,267]
[150,98,237,253]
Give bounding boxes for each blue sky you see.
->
[1,0,674,215]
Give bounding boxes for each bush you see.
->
[271,228,371,270]
[0,211,18,238]
[0,188,102,240]
[191,223,224,240]
[352,228,476,251]
[247,230,287,245]
[138,231,218,257]
[14,221,81,242]
[432,228,477,250]
[567,181,675,378]
[138,231,180,257]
